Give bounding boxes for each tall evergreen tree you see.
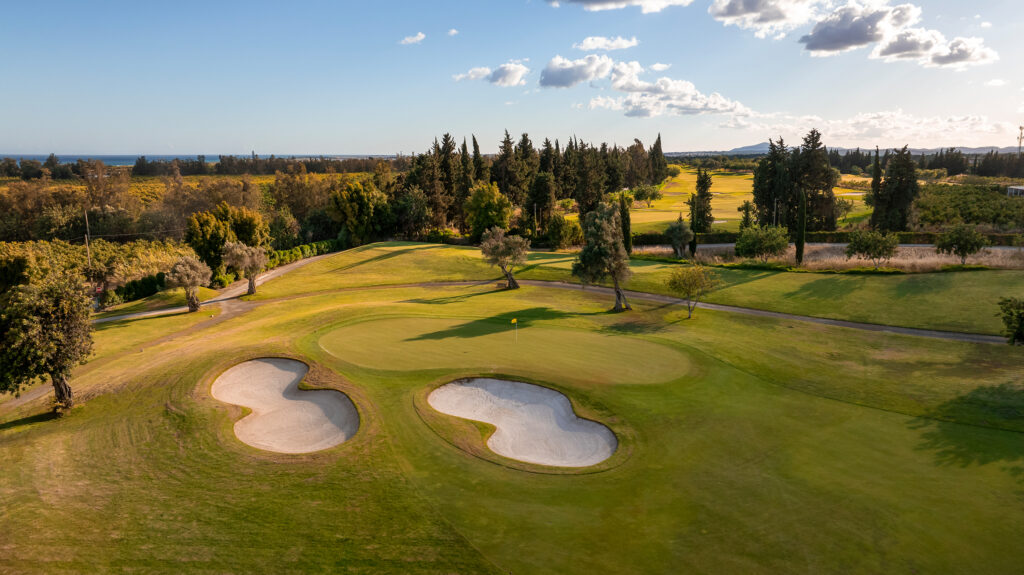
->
[624,138,650,189]
[649,133,668,184]
[575,143,607,217]
[456,138,474,232]
[491,130,524,205]
[471,135,489,182]
[751,138,792,227]
[619,192,632,254]
[796,187,806,265]
[792,129,838,231]
[868,147,887,229]
[687,168,714,234]
[876,146,919,232]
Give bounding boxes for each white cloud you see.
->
[980,21,992,29]
[548,0,694,13]
[590,61,750,117]
[448,28,459,36]
[650,62,672,71]
[928,36,998,69]
[453,61,530,87]
[539,54,615,88]
[709,0,827,39]
[871,27,943,61]
[984,79,1007,87]
[453,67,492,82]
[799,2,922,55]
[400,32,425,45]
[573,36,639,51]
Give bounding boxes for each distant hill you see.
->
[669,143,1021,157]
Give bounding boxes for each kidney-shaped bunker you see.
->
[211,358,359,454]
[428,378,617,467]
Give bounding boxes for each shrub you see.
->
[997,297,1024,345]
[845,230,899,269]
[212,272,236,288]
[936,223,989,265]
[735,226,789,263]
[546,214,583,249]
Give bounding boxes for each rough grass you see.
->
[94,287,218,319]
[1,265,1022,573]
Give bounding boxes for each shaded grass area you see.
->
[2,281,1021,573]
[252,242,1022,334]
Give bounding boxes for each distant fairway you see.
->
[1,244,1022,573]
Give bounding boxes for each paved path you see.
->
[93,253,332,325]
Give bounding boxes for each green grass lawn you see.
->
[2,256,1022,573]
[251,242,1022,334]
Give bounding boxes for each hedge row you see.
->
[266,239,341,269]
[114,272,166,301]
[632,230,1022,246]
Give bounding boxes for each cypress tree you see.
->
[472,135,489,182]
[796,188,806,265]
[868,147,887,230]
[619,192,632,254]
[649,133,668,184]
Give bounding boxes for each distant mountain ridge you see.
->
[669,142,1022,156]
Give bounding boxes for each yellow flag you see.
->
[511,318,517,324]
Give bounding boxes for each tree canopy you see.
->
[572,202,632,311]
[480,227,530,289]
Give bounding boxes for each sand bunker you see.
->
[210,358,358,454]
[428,378,617,467]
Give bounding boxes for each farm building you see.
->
[1009,185,1024,198]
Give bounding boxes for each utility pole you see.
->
[83,208,92,269]
[1018,126,1023,157]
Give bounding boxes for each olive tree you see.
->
[666,265,719,319]
[480,226,530,289]
[845,229,899,269]
[735,226,789,263]
[223,242,268,295]
[936,224,988,265]
[572,202,632,311]
[0,273,93,412]
[665,215,694,259]
[167,256,212,312]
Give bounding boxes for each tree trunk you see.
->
[687,302,695,319]
[50,372,74,411]
[499,265,519,289]
[611,276,631,312]
[186,287,201,312]
[247,273,257,295]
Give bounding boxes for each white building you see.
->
[1009,185,1024,198]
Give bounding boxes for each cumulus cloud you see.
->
[539,54,614,88]
[709,0,826,39]
[548,0,694,13]
[799,2,920,55]
[928,37,998,69]
[448,28,459,36]
[796,1,997,69]
[980,21,992,29]
[400,32,426,45]
[590,61,750,117]
[650,62,672,71]
[453,61,530,87]
[573,36,639,51]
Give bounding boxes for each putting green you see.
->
[319,316,691,386]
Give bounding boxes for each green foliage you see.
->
[465,181,512,242]
[480,227,530,289]
[845,229,899,269]
[912,184,1024,230]
[735,226,789,263]
[936,223,989,265]
[687,168,714,234]
[796,188,806,265]
[223,242,269,295]
[632,184,662,208]
[619,193,632,254]
[185,211,235,272]
[871,146,920,232]
[997,297,1024,345]
[393,187,431,240]
[665,216,694,258]
[327,181,389,247]
[0,272,93,410]
[737,200,755,230]
[545,213,584,249]
[666,265,720,318]
[167,256,212,311]
[573,202,632,310]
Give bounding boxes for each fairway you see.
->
[1,246,1022,573]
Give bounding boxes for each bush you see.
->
[936,223,989,265]
[845,230,899,269]
[98,290,123,309]
[735,226,789,263]
[546,214,583,249]
[212,272,236,288]
[997,297,1024,345]
[426,228,457,244]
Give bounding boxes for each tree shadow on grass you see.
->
[908,383,1024,481]
[402,286,506,306]
[782,275,865,301]
[892,272,953,299]
[0,411,58,432]
[406,307,598,341]
[328,244,442,274]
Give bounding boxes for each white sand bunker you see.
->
[428,378,617,467]
[210,358,359,454]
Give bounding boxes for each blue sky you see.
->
[1,0,1020,154]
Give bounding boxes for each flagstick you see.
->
[514,321,518,344]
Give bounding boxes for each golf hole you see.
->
[428,378,618,468]
[211,358,359,454]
